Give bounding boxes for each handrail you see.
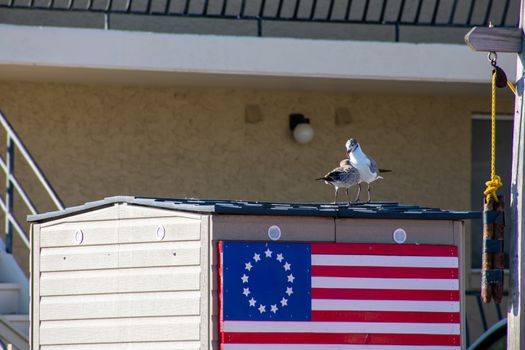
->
[465,290,507,347]
[0,110,63,253]
[0,316,28,350]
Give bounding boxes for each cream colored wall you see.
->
[0,82,513,208]
[0,81,514,274]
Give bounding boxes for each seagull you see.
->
[346,138,389,203]
[316,159,360,204]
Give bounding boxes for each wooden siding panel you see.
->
[41,341,201,350]
[40,241,200,272]
[40,218,200,247]
[336,219,455,245]
[211,215,335,242]
[40,316,200,344]
[40,266,200,296]
[40,291,200,320]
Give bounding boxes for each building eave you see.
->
[0,23,517,94]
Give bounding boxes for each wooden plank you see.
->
[40,206,120,228]
[211,215,335,242]
[465,27,523,53]
[40,291,200,320]
[40,241,200,272]
[41,341,201,350]
[336,219,455,244]
[118,204,203,220]
[509,3,525,348]
[39,316,200,345]
[40,218,200,247]
[40,266,200,296]
[454,221,466,350]
[30,224,41,350]
[200,215,210,350]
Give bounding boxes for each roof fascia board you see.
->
[0,23,516,84]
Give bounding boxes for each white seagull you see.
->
[316,159,360,204]
[346,138,389,203]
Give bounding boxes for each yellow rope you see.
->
[507,80,517,95]
[484,70,502,203]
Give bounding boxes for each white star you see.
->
[270,304,278,313]
[241,274,249,283]
[287,274,295,283]
[243,288,250,297]
[280,297,288,307]
[253,253,261,262]
[264,248,273,258]
[245,262,253,271]
[286,287,293,296]
[283,262,291,271]
[276,253,284,262]
[258,304,266,313]
[249,298,256,307]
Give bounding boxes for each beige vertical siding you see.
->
[36,206,202,349]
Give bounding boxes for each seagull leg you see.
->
[333,187,338,204]
[353,183,361,202]
[345,188,350,205]
[367,183,371,203]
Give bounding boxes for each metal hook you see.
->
[488,51,497,67]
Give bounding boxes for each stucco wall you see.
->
[0,81,514,272]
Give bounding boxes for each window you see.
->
[470,115,513,269]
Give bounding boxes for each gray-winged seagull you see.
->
[316,159,360,204]
[346,138,389,202]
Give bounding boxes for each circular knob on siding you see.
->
[393,228,407,244]
[156,225,166,241]
[268,225,282,241]
[74,229,84,245]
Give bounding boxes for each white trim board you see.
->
[0,23,516,92]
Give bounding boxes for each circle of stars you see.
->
[240,247,296,316]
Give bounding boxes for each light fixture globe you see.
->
[293,123,314,144]
[289,113,314,144]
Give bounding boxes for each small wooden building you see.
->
[28,196,478,350]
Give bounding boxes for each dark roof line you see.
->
[27,196,480,223]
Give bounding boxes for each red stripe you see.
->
[311,243,458,257]
[222,332,460,346]
[312,288,459,301]
[312,310,460,323]
[312,265,458,279]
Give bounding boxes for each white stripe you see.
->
[223,321,460,334]
[313,299,460,312]
[312,276,459,290]
[223,345,460,350]
[312,254,458,268]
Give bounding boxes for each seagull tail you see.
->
[379,169,392,173]
[315,177,328,181]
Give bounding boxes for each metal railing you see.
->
[0,0,519,40]
[465,290,507,347]
[0,111,63,253]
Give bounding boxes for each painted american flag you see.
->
[219,241,460,350]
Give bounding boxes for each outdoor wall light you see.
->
[289,113,314,144]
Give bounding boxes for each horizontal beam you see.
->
[465,26,523,53]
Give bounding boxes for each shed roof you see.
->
[27,196,480,223]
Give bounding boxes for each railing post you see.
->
[5,137,14,254]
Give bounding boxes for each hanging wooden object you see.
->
[481,195,505,303]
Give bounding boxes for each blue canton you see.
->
[222,241,311,321]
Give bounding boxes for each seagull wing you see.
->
[368,157,379,174]
[321,165,360,183]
